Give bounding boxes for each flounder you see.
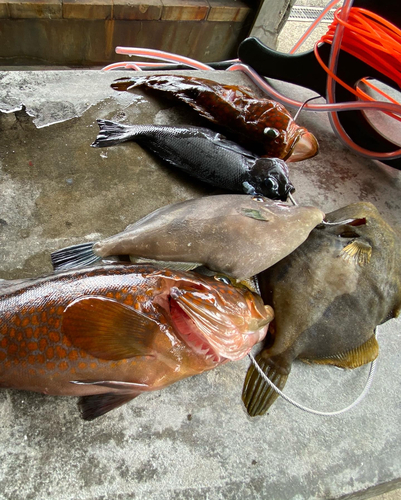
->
[51,194,325,280]
[242,202,401,416]
[0,264,273,420]
[111,74,319,162]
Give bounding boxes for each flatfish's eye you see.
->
[263,127,280,139]
[214,275,233,285]
[252,195,265,203]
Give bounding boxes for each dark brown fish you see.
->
[111,74,319,162]
[0,265,273,420]
[242,202,401,416]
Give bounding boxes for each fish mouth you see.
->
[169,286,270,362]
[169,292,222,364]
[286,130,319,162]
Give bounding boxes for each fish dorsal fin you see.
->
[129,256,202,272]
[340,239,372,266]
[62,296,160,360]
[79,392,140,420]
[301,335,379,369]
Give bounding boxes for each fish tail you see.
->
[91,119,138,148]
[242,354,288,416]
[51,242,100,271]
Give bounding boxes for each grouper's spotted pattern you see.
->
[0,266,159,378]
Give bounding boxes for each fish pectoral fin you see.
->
[62,296,161,360]
[301,335,379,369]
[340,239,372,266]
[242,354,289,417]
[129,257,202,272]
[79,392,140,421]
[71,380,150,391]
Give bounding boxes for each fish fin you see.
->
[79,392,140,420]
[62,297,160,360]
[91,119,135,148]
[51,242,99,271]
[301,335,379,369]
[71,380,150,391]
[340,239,372,266]
[240,208,270,221]
[129,256,202,272]
[238,277,260,294]
[242,354,289,416]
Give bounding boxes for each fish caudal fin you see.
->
[91,119,136,148]
[79,392,140,420]
[242,354,288,416]
[51,242,99,271]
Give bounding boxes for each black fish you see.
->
[91,120,294,201]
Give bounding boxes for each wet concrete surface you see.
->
[0,70,400,500]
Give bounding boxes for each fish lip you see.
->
[285,131,319,162]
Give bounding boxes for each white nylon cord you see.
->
[248,349,377,416]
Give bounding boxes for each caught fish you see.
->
[0,264,273,420]
[242,202,401,416]
[51,194,325,279]
[91,119,294,201]
[111,74,319,161]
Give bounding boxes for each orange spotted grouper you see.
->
[0,264,273,420]
[111,74,319,162]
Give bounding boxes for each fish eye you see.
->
[252,196,265,202]
[263,127,280,139]
[214,275,232,285]
[264,178,278,190]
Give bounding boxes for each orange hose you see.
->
[317,7,401,122]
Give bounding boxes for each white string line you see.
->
[247,347,377,416]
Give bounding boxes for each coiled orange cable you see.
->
[315,6,401,120]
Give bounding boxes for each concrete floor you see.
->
[0,68,400,500]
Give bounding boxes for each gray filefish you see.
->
[91,119,294,201]
[242,202,401,416]
[51,194,325,279]
[0,264,273,420]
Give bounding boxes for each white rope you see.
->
[248,348,377,416]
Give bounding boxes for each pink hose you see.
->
[114,47,215,71]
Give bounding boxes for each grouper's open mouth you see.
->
[168,286,267,362]
[169,292,222,364]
